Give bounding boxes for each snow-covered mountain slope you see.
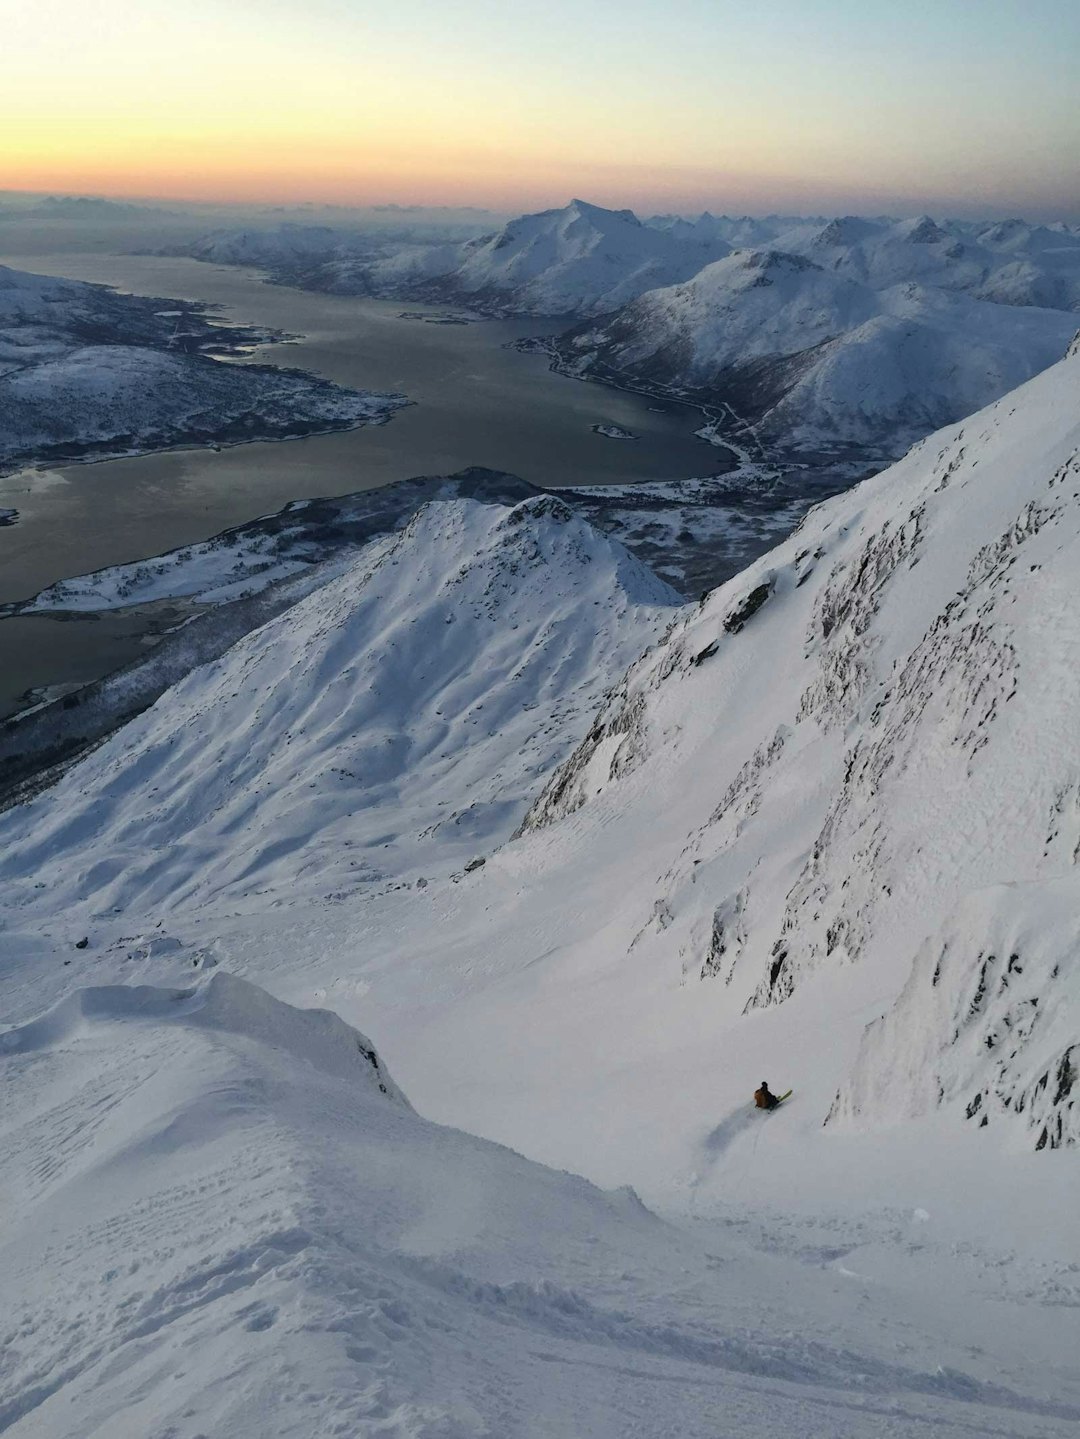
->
[0,493,680,914]
[0,263,406,473]
[8,972,1075,1439]
[782,214,1080,313]
[185,200,732,316]
[3,361,1080,1435]
[106,343,1080,1202]
[643,212,1080,312]
[511,343,1080,1149]
[557,249,1076,453]
[441,199,730,315]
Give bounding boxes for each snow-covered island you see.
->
[591,422,638,440]
[0,263,408,474]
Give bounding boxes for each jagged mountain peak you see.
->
[899,214,950,245]
[811,215,885,248]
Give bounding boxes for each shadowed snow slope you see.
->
[3,972,1078,1438]
[0,494,681,914]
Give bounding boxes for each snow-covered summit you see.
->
[0,492,680,916]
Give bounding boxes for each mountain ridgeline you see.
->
[183,200,1080,459]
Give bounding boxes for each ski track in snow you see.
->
[2,975,1078,1438]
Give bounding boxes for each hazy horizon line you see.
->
[2,185,1078,228]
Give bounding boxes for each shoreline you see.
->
[514,333,767,471]
[0,397,408,484]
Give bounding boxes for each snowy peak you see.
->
[0,493,680,915]
[810,215,885,249]
[449,199,731,314]
[898,214,951,245]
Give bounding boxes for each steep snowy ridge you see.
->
[521,345,1080,1145]
[0,493,681,915]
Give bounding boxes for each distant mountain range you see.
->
[180,200,1080,458]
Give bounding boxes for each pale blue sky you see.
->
[6,0,1078,216]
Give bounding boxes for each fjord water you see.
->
[0,252,726,716]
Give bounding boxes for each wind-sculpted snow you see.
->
[0,494,681,913]
[3,973,1077,1438]
[0,263,407,473]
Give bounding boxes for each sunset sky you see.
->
[6,0,1080,218]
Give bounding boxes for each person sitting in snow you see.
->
[754,1080,781,1110]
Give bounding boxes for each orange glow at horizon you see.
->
[4,0,1078,220]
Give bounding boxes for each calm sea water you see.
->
[0,253,726,716]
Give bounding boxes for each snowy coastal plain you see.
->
[2,339,1078,1434]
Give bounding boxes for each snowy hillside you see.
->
[0,493,680,913]
[8,973,1076,1438]
[2,358,1080,1434]
[556,249,1076,454]
[515,343,1080,1150]
[0,263,406,472]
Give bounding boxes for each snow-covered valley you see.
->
[2,334,1079,1434]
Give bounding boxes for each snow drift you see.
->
[4,971,1076,1437]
